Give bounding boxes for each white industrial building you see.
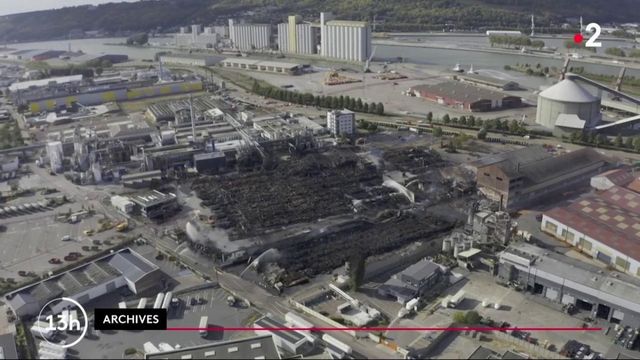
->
[320,13,371,62]
[175,25,220,48]
[326,109,355,136]
[159,53,222,67]
[0,155,19,180]
[110,195,135,214]
[5,248,162,317]
[221,58,303,75]
[229,19,272,51]
[535,78,601,135]
[254,316,310,355]
[277,15,319,55]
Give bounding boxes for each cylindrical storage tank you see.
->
[536,78,600,129]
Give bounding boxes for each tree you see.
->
[369,102,377,114]
[625,136,634,149]
[363,103,369,113]
[426,112,433,124]
[615,134,624,148]
[355,98,363,112]
[634,137,640,152]
[459,115,467,126]
[477,127,488,140]
[376,102,384,115]
[464,311,482,324]
[442,114,450,124]
[605,47,626,57]
[433,127,443,137]
[348,254,366,290]
[453,312,466,323]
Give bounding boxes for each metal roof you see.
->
[129,190,177,207]
[107,251,158,282]
[145,335,281,360]
[9,75,83,92]
[469,146,550,170]
[254,316,306,345]
[0,333,18,360]
[539,79,599,103]
[502,242,640,314]
[544,185,640,261]
[222,58,302,70]
[555,114,586,129]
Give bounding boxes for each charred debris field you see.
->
[193,147,459,276]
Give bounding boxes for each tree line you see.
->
[489,35,544,49]
[251,81,384,115]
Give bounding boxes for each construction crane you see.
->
[364,46,377,73]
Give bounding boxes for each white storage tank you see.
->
[536,78,600,130]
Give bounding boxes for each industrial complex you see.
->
[2,4,640,360]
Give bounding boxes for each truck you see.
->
[143,342,160,354]
[153,293,165,309]
[31,320,57,340]
[448,290,466,308]
[118,301,127,309]
[115,220,129,232]
[227,295,236,306]
[199,316,208,338]
[161,291,173,310]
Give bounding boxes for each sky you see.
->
[0,0,141,16]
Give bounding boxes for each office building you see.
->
[145,335,281,359]
[129,190,179,219]
[277,15,319,55]
[542,184,640,277]
[320,13,371,62]
[326,109,355,136]
[229,19,272,51]
[498,242,640,327]
[475,146,609,210]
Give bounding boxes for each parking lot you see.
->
[71,287,260,359]
[411,271,618,356]
[0,208,124,281]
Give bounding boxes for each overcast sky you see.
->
[0,0,141,16]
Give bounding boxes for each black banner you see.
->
[94,308,167,330]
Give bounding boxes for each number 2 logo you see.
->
[585,23,602,48]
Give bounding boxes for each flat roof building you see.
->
[498,242,640,327]
[409,82,522,112]
[145,335,281,359]
[378,259,444,304]
[221,58,303,75]
[129,190,179,220]
[254,316,309,355]
[457,74,520,91]
[476,146,610,210]
[160,53,223,67]
[5,248,161,317]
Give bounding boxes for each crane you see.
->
[364,46,377,73]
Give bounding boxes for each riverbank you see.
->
[372,39,640,71]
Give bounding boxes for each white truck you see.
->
[448,290,466,308]
[153,293,165,309]
[143,342,160,354]
[322,334,352,356]
[199,316,208,338]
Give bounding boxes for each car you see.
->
[198,297,206,305]
[190,298,197,306]
[48,258,62,264]
[83,229,95,236]
[61,235,72,242]
[535,213,543,221]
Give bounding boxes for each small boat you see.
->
[452,63,464,72]
[467,64,476,74]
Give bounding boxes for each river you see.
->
[3,35,639,79]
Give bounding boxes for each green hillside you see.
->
[0,0,638,42]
